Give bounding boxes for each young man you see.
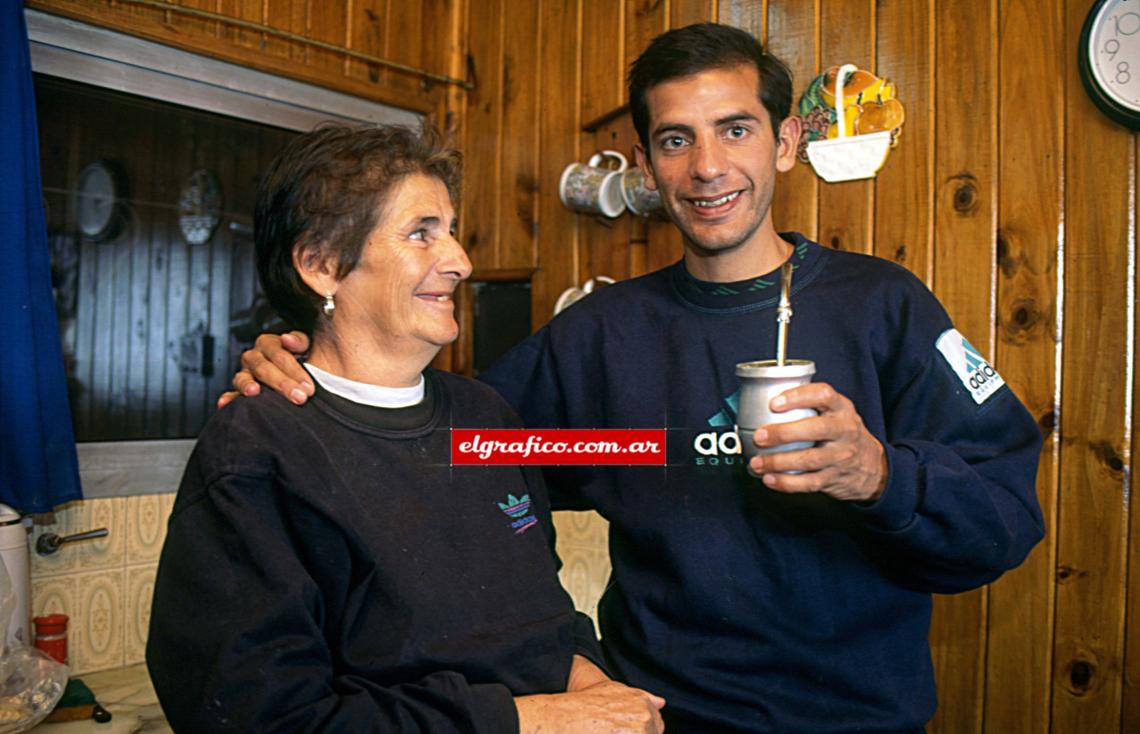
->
[229,24,1043,734]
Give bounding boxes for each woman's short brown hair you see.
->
[254,123,462,333]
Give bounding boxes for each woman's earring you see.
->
[322,291,335,316]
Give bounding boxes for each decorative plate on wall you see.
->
[178,169,222,245]
[76,160,125,241]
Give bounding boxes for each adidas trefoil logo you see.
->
[498,494,537,534]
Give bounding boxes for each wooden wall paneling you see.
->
[463,0,505,270]
[623,0,665,279]
[382,0,437,104]
[625,0,666,66]
[985,2,1063,731]
[31,1,438,112]
[532,0,583,327]
[420,0,462,134]
[161,113,195,436]
[345,0,389,86]
[871,0,932,283]
[629,233,647,277]
[83,92,126,440]
[108,226,132,435]
[75,234,96,437]
[181,120,217,434]
[670,0,715,29]
[202,230,230,424]
[580,0,625,126]
[263,0,309,63]
[124,102,156,438]
[144,105,175,435]
[767,0,819,240]
[717,0,763,38]
[929,2,997,733]
[816,0,873,255]
[583,117,634,281]
[384,0,422,82]
[425,0,467,141]
[498,0,540,269]
[169,0,217,45]
[203,122,245,415]
[305,0,350,77]
[1128,168,1140,729]
[645,214,684,273]
[90,233,114,438]
[425,0,464,373]
[217,0,262,50]
[44,87,87,436]
[109,0,166,25]
[1051,2,1133,729]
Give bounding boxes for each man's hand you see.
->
[216,331,313,409]
[515,680,665,734]
[747,382,888,502]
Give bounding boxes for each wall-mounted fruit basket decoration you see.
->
[797,64,905,183]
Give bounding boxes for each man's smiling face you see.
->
[636,64,797,259]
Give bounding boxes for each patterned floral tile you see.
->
[124,564,156,666]
[77,497,125,572]
[31,574,77,621]
[126,493,173,565]
[74,569,125,674]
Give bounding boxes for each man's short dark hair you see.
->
[627,23,793,153]
[255,123,461,333]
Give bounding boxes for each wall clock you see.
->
[76,161,124,241]
[1079,0,1140,130]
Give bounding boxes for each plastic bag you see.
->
[0,556,67,733]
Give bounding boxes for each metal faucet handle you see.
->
[35,528,109,556]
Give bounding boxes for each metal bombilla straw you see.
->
[775,260,794,365]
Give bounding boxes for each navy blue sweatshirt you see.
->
[481,234,1044,733]
[148,370,604,733]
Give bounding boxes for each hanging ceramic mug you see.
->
[559,151,628,218]
[619,167,664,216]
[553,276,616,315]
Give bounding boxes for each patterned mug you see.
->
[620,167,664,216]
[559,150,628,218]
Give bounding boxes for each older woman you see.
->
[146,125,663,733]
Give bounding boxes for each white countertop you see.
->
[32,664,170,734]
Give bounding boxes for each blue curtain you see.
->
[0,7,83,513]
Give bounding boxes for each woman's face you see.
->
[331,173,472,353]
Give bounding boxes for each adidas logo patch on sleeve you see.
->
[935,329,1005,404]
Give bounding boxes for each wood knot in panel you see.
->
[1067,661,1094,692]
[996,230,1017,277]
[1055,564,1087,583]
[1000,297,1042,341]
[1089,440,1125,474]
[945,172,980,215]
[1063,658,1100,696]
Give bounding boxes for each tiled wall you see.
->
[27,495,611,675]
[29,494,175,675]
